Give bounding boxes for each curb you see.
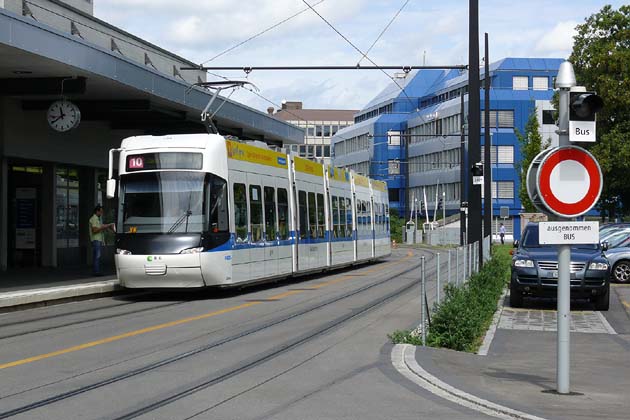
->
[477,288,507,356]
[391,344,548,420]
[0,279,121,312]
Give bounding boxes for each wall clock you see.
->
[47,100,81,132]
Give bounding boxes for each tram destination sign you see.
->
[538,221,599,245]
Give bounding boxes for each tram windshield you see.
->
[120,172,206,234]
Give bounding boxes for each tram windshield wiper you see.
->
[167,210,192,233]
[168,190,194,234]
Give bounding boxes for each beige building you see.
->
[271,102,357,165]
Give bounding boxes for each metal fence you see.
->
[418,235,492,345]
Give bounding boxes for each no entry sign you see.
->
[536,146,602,218]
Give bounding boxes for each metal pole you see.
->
[437,253,441,304]
[557,244,571,393]
[442,189,446,245]
[456,247,460,285]
[448,249,452,284]
[483,32,491,268]
[183,65,469,71]
[463,243,467,281]
[555,61,577,394]
[467,0,482,250]
[466,244,472,280]
[421,256,427,346]
[460,93,467,246]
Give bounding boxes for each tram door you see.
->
[261,175,278,279]
[246,174,265,280]
[231,172,250,282]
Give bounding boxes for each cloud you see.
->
[93,1,626,111]
[533,21,578,58]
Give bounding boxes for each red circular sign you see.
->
[537,146,602,218]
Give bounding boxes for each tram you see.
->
[106,134,391,288]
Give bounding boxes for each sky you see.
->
[94,1,625,113]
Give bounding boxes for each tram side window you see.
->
[277,188,289,240]
[250,185,263,242]
[332,196,339,238]
[298,190,308,240]
[308,192,316,239]
[233,183,248,243]
[378,203,385,233]
[367,201,372,229]
[264,186,276,241]
[346,198,353,237]
[316,193,325,238]
[339,196,346,238]
[361,201,366,232]
[208,176,229,233]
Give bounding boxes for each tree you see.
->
[515,109,548,213]
[569,5,630,217]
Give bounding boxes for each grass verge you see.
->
[390,244,511,352]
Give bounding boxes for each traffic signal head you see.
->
[570,92,603,121]
[471,162,484,177]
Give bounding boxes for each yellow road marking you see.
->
[0,250,417,370]
[264,290,302,300]
[0,301,260,370]
[622,301,630,311]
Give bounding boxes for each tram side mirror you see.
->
[106,179,116,199]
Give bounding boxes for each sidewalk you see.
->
[0,266,120,311]
[401,286,630,420]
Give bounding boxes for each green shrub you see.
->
[390,246,510,352]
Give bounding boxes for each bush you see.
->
[390,246,510,352]
[389,210,403,244]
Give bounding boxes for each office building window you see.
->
[513,76,528,90]
[542,110,555,125]
[533,77,548,91]
[497,181,514,199]
[497,146,514,164]
[388,160,400,175]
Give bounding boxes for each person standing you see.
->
[89,205,113,276]
[499,222,506,245]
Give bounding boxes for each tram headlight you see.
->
[116,248,132,255]
[180,247,204,254]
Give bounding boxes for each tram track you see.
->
[0,300,192,341]
[0,248,439,419]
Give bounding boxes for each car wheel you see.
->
[509,281,523,308]
[594,286,610,311]
[612,261,630,283]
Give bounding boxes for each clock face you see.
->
[47,101,81,132]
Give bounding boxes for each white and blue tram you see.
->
[107,134,391,288]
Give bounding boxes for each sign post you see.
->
[532,62,604,395]
[555,62,574,395]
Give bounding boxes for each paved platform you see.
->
[401,285,630,420]
[0,267,120,310]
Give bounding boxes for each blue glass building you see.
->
[332,58,564,240]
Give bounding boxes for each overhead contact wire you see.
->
[200,0,326,65]
[301,0,417,109]
[357,0,411,66]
